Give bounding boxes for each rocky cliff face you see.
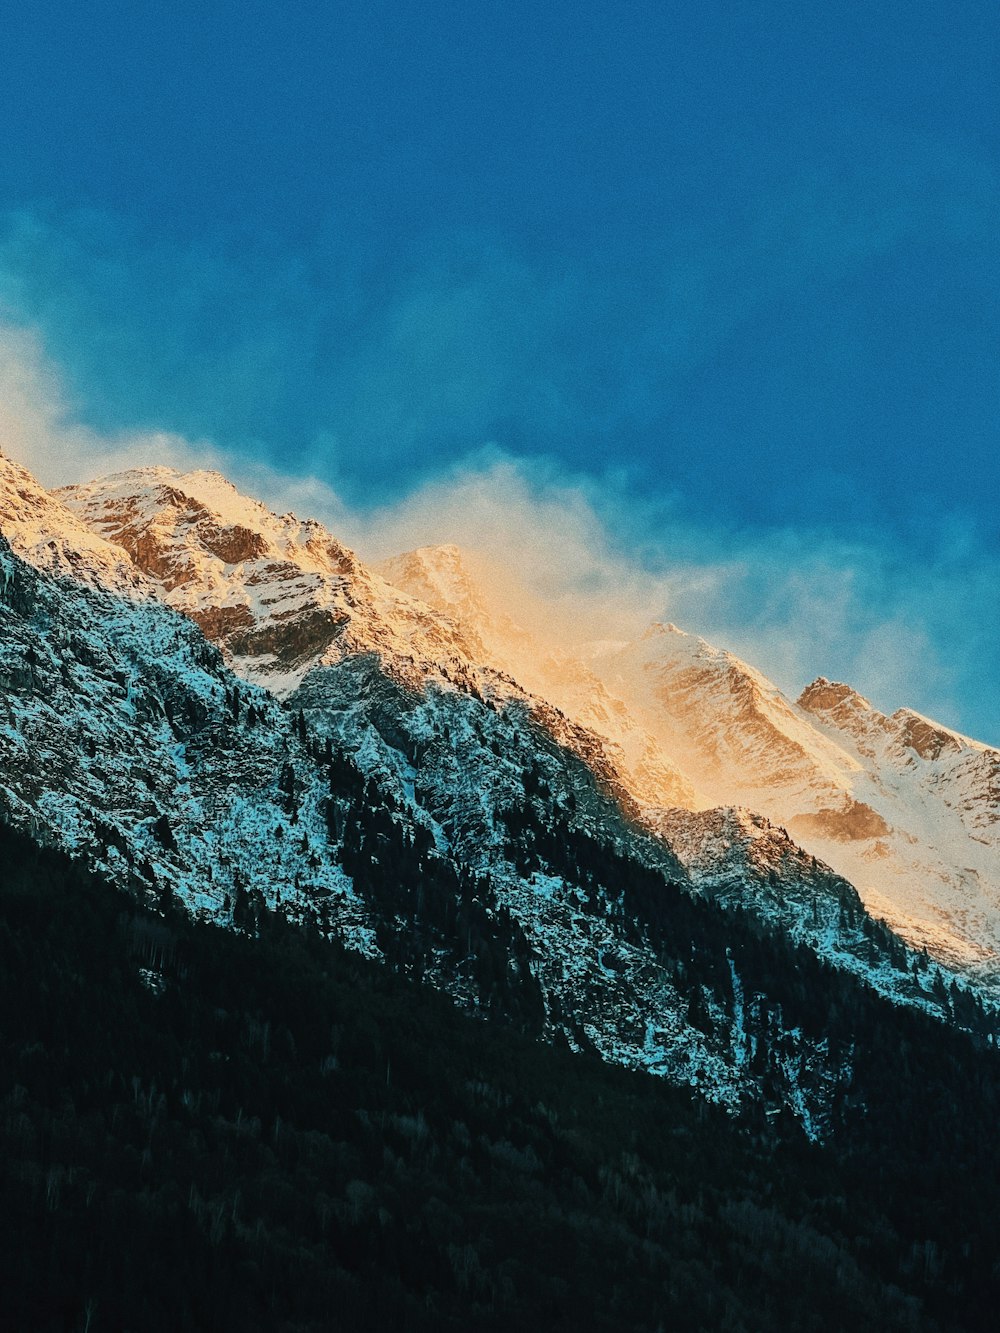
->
[59,468,488,692]
[0,452,148,595]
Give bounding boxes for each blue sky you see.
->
[0,2,998,738]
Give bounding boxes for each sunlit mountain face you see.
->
[1,447,985,991]
[377,541,1000,983]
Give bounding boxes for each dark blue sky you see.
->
[0,1,998,734]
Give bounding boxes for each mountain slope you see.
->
[379,544,698,809]
[58,467,679,821]
[378,543,1000,985]
[4,454,988,1135]
[58,462,1000,987]
[61,468,878,954]
[59,467,491,696]
[3,459,1000,1328]
[590,628,1000,977]
[9,820,1000,1332]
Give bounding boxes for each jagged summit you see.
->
[377,543,490,639]
[888,708,978,760]
[800,674,854,698]
[59,467,491,695]
[596,624,866,804]
[799,676,984,759]
[798,677,890,746]
[640,620,686,639]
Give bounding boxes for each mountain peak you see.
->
[413,541,464,563]
[377,543,481,622]
[798,677,874,715]
[58,468,495,695]
[0,450,148,594]
[378,549,701,810]
[888,707,981,761]
[381,541,470,572]
[798,678,984,762]
[59,466,272,533]
[641,620,686,639]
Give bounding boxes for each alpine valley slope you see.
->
[380,544,1000,985]
[3,449,995,1139]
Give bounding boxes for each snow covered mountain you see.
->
[0,452,149,595]
[59,467,681,822]
[795,677,1000,966]
[54,464,996,988]
[585,628,1000,977]
[57,465,900,954]
[7,448,994,1138]
[58,467,487,695]
[380,545,1000,985]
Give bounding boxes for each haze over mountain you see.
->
[0,443,987,1003]
[380,542,1000,980]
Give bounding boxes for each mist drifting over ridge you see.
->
[1,318,997,747]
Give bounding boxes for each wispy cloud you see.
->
[0,322,214,482]
[3,324,994,744]
[341,447,1000,742]
[2,119,998,750]
[0,321,359,541]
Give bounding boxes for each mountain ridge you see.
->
[17,452,1000,987]
[4,446,994,1139]
[381,540,1000,980]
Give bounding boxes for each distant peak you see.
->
[796,680,985,759]
[888,708,982,759]
[641,620,686,640]
[798,678,871,713]
[63,465,243,500]
[380,543,476,593]
[178,467,241,489]
[395,542,466,568]
[100,465,181,483]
